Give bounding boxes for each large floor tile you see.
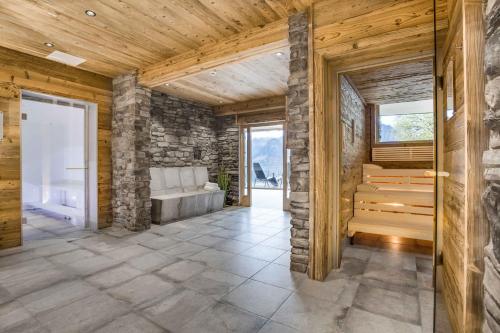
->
[18,280,98,314]
[104,244,152,262]
[258,320,299,333]
[66,255,120,276]
[343,307,421,333]
[363,262,418,289]
[107,275,176,307]
[260,236,291,251]
[160,242,207,258]
[297,275,359,306]
[157,260,206,282]
[272,293,348,333]
[216,254,270,278]
[222,279,291,318]
[213,239,254,254]
[86,264,143,288]
[189,235,226,247]
[36,293,130,333]
[234,232,271,244]
[143,288,216,331]
[252,263,306,290]
[47,249,96,265]
[0,258,70,297]
[353,283,420,325]
[139,236,179,250]
[0,301,33,331]
[183,268,246,299]
[94,313,164,333]
[188,248,235,267]
[178,302,267,333]
[127,252,177,272]
[241,245,286,262]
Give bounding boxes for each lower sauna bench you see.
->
[347,164,434,241]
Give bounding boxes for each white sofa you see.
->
[150,166,225,224]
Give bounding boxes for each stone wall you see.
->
[111,74,152,231]
[216,115,239,204]
[340,76,369,241]
[287,12,310,273]
[483,1,500,332]
[150,91,219,180]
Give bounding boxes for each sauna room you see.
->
[339,58,435,253]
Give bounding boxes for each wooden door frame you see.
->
[238,121,286,208]
[310,54,439,280]
[238,125,252,207]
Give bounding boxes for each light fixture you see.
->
[275,52,284,57]
[85,9,96,17]
[210,70,217,76]
[218,100,223,104]
[44,42,55,48]
[165,83,170,86]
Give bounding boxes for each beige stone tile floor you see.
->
[0,207,441,332]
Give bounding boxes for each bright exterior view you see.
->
[251,125,284,189]
[377,99,434,143]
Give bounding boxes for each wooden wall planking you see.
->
[439,0,487,331]
[0,47,113,249]
[0,83,21,248]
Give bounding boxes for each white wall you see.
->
[21,100,85,212]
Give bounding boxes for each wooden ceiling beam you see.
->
[138,19,289,87]
[214,95,286,116]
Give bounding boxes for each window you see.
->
[376,100,434,143]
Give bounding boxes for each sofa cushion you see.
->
[194,166,209,188]
[179,167,197,192]
[150,168,167,196]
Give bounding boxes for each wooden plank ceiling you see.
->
[0,0,297,106]
[346,58,434,105]
[155,48,289,105]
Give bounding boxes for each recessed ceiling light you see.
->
[218,100,223,104]
[165,83,170,86]
[275,52,284,57]
[85,9,96,17]
[44,42,55,48]
[210,70,217,76]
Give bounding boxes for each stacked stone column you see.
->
[483,1,500,332]
[287,12,310,273]
[111,73,152,231]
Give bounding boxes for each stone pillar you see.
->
[483,1,500,332]
[216,115,239,204]
[287,12,310,273]
[112,73,152,231]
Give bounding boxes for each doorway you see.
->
[239,123,289,211]
[20,91,99,240]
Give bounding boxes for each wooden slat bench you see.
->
[348,164,435,242]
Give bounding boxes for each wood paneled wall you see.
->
[0,83,21,248]
[0,47,113,249]
[440,0,487,331]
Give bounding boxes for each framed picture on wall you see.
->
[446,60,454,120]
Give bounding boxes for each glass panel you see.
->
[377,100,434,143]
[21,99,86,227]
[243,127,248,196]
